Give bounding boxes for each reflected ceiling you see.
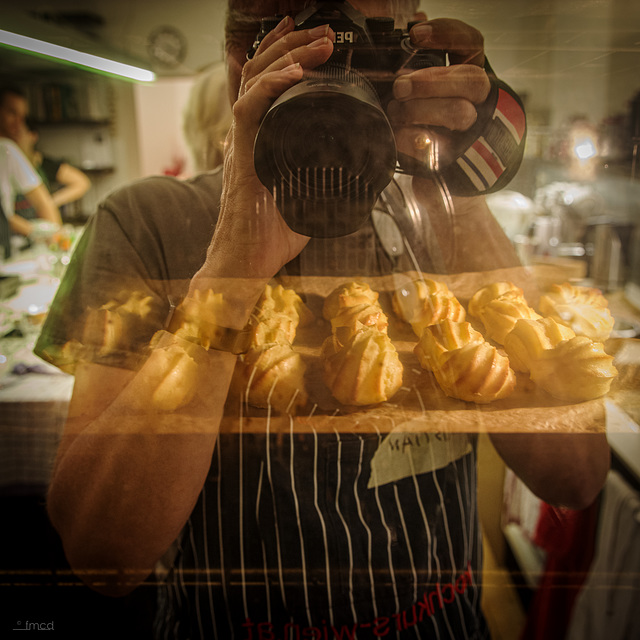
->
[0,0,638,80]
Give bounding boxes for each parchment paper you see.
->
[221,266,638,435]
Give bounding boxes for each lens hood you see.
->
[254,64,396,238]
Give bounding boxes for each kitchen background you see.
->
[2,0,639,296]
[1,1,639,203]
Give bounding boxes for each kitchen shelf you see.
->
[80,167,115,175]
[31,119,111,127]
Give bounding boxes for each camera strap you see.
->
[397,63,527,198]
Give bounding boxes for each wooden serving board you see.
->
[221,267,638,435]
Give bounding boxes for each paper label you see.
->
[368,422,472,488]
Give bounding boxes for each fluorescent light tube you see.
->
[0,29,155,82]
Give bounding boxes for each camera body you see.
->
[250,1,445,110]
[252,0,446,238]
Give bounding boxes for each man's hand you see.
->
[389,17,491,166]
[201,17,335,285]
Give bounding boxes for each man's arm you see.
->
[5,139,61,230]
[412,182,521,273]
[25,183,62,225]
[8,212,33,237]
[390,17,610,507]
[47,17,336,597]
[47,326,245,596]
[8,184,61,237]
[52,162,91,208]
[489,432,610,510]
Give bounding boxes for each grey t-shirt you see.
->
[36,170,223,371]
[35,169,488,639]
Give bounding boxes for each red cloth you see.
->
[520,498,600,640]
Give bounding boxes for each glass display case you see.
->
[0,2,638,639]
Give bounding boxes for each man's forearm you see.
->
[48,282,266,595]
[489,431,610,509]
[26,183,62,224]
[52,163,91,207]
[8,213,33,237]
[47,339,238,595]
[52,185,86,208]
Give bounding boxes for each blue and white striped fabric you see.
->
[154,424,488,640]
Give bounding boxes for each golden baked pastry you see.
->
[433,342,516,404]
[232,343,308,412]
[57,339,85,372]
[322,328,403,406]
[248,284,313,348]
[149,342,200,412]
[248,311,296,346]
[414,319,515,403]
[541,282,609,309]
[414,319,485,372]
[257,283,313,328]
[81,290,156,357]
[538,282,615,342]
[81,307,125,358]
[330,302,388,346]
[473,290,541,345]
[173,289,227,349]
[410,295,466,339]
[392,278,450,321]
[468,281,522,318]
[392,278,465,337]
[503,317,576,372]
[322,282,402,405]
[103,290,154,318]
[528,336,618,402]
[230,284,311,412]
[323,281,380,320]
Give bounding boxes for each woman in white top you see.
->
[0,136,61,257]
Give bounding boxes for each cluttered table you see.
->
[0,234,75,494]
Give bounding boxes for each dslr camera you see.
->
[250,0,446,238]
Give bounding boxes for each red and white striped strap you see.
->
[396,65,527,197]
[453,85,526,194]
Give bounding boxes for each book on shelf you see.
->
[27,79,111,123]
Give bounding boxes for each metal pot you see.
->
[584,223,630,291]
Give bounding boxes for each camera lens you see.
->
[278,100,375,193]
[254,65,397,238]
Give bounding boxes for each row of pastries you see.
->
[235,277,618,411]
[395,278,617,404]
[65,275,620,413]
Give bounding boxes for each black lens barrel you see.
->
[254,65,396,237]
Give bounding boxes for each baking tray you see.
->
[221,266,638,435]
